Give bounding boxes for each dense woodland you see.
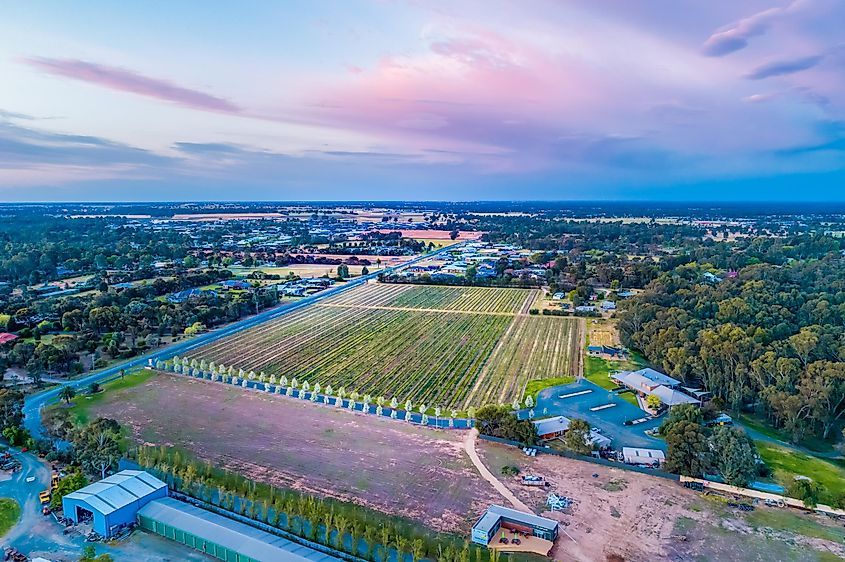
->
[619,234,845,442]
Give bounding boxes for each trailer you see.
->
[521,475,548,487]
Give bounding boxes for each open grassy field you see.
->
[87,373,500,533]
[183,284,580,411]
[0,498,20,538]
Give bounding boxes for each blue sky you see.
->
[1,1,845,201]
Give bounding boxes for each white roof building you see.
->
[622,447,666,466]
[613,369,699,407]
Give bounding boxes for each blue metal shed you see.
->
[62,470,168,537]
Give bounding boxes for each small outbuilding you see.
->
[471,505,558,552]
[62,470,168,538]
[622,447,666,467]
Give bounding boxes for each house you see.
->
[622,447,665,467]
[281,285,307,296]
[471,505,558,548]
[532,416,611,448]
[440,264,467,275]
[475,265,496,278]
[574,305,596,313]
[703,272,721,284]
[587,345,627,359]
[533,416,570,440]
[552,292,565,300]
[167,288,218,304]
[0,333,18,346]
[600,300,617,310]
[220,280,251,290]
[617,290,635,298]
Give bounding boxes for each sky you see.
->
[1,0,844,202]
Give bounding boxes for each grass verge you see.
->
[54,368,155,426]
[739,413,834,453]
[523,376,576,401]
[0,498,21,538]
[756,442,845,505]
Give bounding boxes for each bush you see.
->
[501,465,520,476]
[475,405,538,445]
[788,478,825,508]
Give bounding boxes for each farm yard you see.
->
[87,373,501,533]
[182,284,579,411]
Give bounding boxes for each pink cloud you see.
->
[23,57,241,113]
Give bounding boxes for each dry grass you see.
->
[92,373,500,532]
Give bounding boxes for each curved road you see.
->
[23,244,461,439]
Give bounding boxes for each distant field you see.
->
[230,264,374,278]
[184,284,580,410]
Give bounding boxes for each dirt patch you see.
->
[476,441,845,562]
[92,373,500,533]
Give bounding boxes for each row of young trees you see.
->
[132,446,497,562]
[160,356,474,423]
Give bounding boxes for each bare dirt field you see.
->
[374,229,484,241]
[92,373,500,533]
[305,253,409,267]
[477,440,845,562]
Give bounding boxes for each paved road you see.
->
[0,448,51,546]
[23,244,461,439]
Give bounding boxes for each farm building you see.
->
[612,368,699,407]
[587,344,627,359]
[622,447,666,467]
[471,505,558,553]
[138,496,338,562]
[62,470,167,538]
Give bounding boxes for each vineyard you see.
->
[323,283,534,314]
[183,284,579,411]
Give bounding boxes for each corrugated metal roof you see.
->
[532,415,570,435]
[631,368,681,387]
[472,505,558,534]
[651,385,699,406]
[138,497,338,562]
[64,470,167,516]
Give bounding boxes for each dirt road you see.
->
[462,429,531,512]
